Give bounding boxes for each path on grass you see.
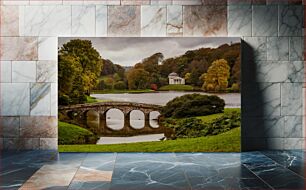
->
[97,133,165,145]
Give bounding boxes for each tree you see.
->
[202,59,230,92]
[58,39,103,105]
[184,73,191,84]
[127,68,150,90]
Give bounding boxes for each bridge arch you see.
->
[59,102,164,136]
[105,108,124,130]
[129,110,145,129]
[149,111,161,128]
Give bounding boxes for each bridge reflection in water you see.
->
[59,102,164,136]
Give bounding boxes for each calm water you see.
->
[92,91,241,107]
[92,91,240,130]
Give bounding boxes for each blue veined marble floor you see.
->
[0,151,304,190]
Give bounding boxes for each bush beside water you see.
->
[163,111,240,139]
[161,94,225,118]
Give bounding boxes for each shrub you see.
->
[163,111,240,139]
[114,81,127,90]
[58,121,99,145]
[161,94,225,118]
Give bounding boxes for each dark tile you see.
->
[110,153,190,190]
[68,181,110,190]
[242,152,305,189]
[175,153,271,190]
[261,150,305,178]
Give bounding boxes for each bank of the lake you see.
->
[59,127,240,152]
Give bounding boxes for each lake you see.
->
[92,91,241,131]
[92,91,241,107]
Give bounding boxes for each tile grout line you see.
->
[243,151,305,189]
[109,152,119,189]
[260,151,306,179]
[66,152,88,189]
[241,162,275,190]
[173,153,193,190]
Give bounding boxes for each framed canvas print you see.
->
[58,37,241,152]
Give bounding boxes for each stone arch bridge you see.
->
[59,102,164,136]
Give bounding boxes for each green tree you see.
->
[58,39,103,105]
[127,68,150,90]
[202,59,230,92]
[184,72,191,84]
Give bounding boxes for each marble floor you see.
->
[0,151,304,190]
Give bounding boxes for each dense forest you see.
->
[95,42,240,91]
[59,39,240,105]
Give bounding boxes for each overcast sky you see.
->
[59,37,240,66]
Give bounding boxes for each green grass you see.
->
[86,96,110,103]
[59,127,240,152]
[196,108,241,124]
[159,84,194,91]
[58,122,98,145]
[91,89,154,94]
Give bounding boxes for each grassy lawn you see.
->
[58,122,98,144]
[86,96,111,103]
[91,89,154,94]
[196,108,241,123]
[59,127,240,152]
[159,84,194,91]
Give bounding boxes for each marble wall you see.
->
[0,0,304,151]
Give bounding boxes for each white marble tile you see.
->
[0,83,30,116]
[108,6,141,36]
[279,5,303,36]
[284,116,303,138]
[0,6,19,36]
[151,0,172,5]
[121,0,150,5]
[267,37,289,61]
[84,0,120,4]
[0,61,11,83]
[40,138,58,150]
[228,5,252,37]
[172,0,201,5]
[141,6,167,36]
[23,5,72,36]
[30,0,63,5]
[243,37,267,61]
[243,83,281,117]
[283,138,304,150]
[63,0,83,5]
[96,5,107,36]
[30,83,51,116]
[72,5,96,36]
[0,37,38,61]
[167,5,182,36]
[256,61,289,82]
[19,6,25,36]
[37,61,57,82]
[12,61,36,82]
[281,83,303,116]
[51,83,58,116]
[38,37,58,61]
[290,37,303,61]
[252,5,278,36]
[2,0,29,5]
[287,61,304,83]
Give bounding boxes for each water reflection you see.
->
[106,108,124,130]
[106,109,160,130]
[130,110,144,129]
